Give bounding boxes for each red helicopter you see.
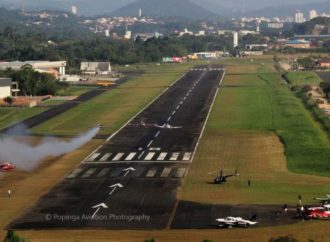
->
[0,163,16,172]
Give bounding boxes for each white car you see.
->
[216,216,258,228]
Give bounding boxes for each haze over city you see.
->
[0,0,329,241]
[0,0,328,15]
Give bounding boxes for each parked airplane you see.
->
[0,163,16,172]
[216,216,258,228]
[213,170,239,184]
[314,194,330,203]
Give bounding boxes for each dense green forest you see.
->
[0,27,237,70]
[0,66,67,95]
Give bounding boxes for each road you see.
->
[10,65,225,229]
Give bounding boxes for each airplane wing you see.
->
[315,197,330,201]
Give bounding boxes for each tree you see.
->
[297,57,315,70]
[320,81,330,98]
[144,239,155,242]
[3,230,29,242]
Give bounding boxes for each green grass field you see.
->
[1,58,330,242]
[285,72,323,86]
[41,99,67,105]
[181,59,330,207]
[212,62,330,177]
[32,64,194,136]
[58,86,96,96]
[0,107,47,130]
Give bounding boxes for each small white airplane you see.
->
[216,216,258,228]
[154,123,182,129]
[314,194,330,202]
[130,121,182,129]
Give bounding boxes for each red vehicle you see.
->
[305,204,330,219]
[0,163,16,172]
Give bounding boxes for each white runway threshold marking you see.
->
[161,167,172,177]
[112,153,124,161]
[146,168,157,177]
[145,152,156,161]
[97,168,111,178]
[170,152,180,161]
[125,152,137,161]
[88,153,101,162]
[67,168,84,179]
[99,153,111,162]
[157,152,167,161]
[82,168,97,178]
[183,152,192,161]
[175,168,186,178]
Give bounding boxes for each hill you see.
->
[245,0,330,18]
[111,0,220,20]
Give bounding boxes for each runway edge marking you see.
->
[82,71,189,164]
[166,68,226,229]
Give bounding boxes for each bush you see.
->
[269,235,299,242]
[3,96,14,105]
[3,230,29,242]
[144,239,155,242]
[302,85,312,93]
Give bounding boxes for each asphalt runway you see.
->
[1,75,133,135]
[171,201,298,229]
[10,65,225,229]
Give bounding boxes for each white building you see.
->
[0,78,19,98]
[309,9,318,20]
[179,28,194,36]
[233,32,239,48]
[124,30,132,39]
[105,29,110,37]
[80,62,112,76]
[0,78,12,98]
[71,5,77,15]
[295,10,305,23]
[0,61,66,77]
[139,8,142,18]
[268,22,284,29]
[196,30,206,36]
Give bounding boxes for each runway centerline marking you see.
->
[155,131,161,137]
[138,151,145,159]
[147,140,154,148]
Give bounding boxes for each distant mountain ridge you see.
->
[111,0,220,20]
[245,0,330,18]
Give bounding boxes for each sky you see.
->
[0,0,327,15]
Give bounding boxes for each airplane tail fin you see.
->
[250,214,257,221]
